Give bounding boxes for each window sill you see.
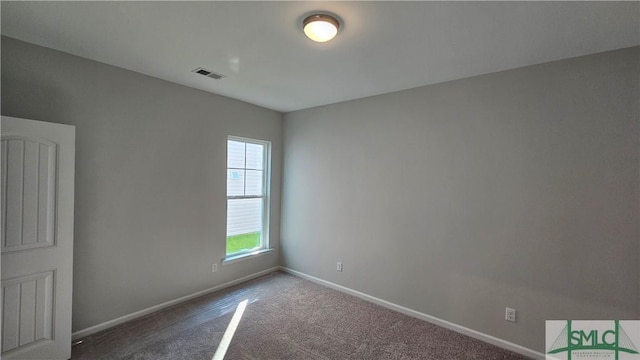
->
[222,248,275,265]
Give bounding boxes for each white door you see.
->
[1,116,75,360]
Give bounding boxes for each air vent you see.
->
[192,67,226,80]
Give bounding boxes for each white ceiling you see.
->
[2,1,638,112]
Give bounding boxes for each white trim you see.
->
[279,266,545,360]
[223,248,274,264]
[71,266,280,340]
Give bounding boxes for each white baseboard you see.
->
[279,266,545,360]
[72,266,280,340]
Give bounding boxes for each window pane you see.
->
[227,170,245,196]
[227,141,245,169]
[245,143,264,170]
[245,170,263,196]
[226,198,263,254]
[227,198,262,236]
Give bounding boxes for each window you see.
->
[226,136,270,256]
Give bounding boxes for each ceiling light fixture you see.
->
[303,14,340,43]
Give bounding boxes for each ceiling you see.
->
[2,1,638,112]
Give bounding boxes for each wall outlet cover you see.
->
[505,307,516,322]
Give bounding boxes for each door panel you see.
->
[1,271,54,352]
[2,136,56,252]
[1,116,75,360]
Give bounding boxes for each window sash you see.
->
[228,195,263,200]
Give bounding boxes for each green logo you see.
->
[547,320,639,360]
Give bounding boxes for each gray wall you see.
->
[3,34,638,353]
[282,47,639,352]
[1,36,283,332]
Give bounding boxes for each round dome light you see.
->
[303,14,340,43]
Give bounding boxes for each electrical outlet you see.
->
[212,263,218,273]
[505,307,516,322]
[336,262,343,272]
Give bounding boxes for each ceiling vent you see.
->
[192,67,226,80]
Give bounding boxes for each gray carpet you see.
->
[72,272,531,359]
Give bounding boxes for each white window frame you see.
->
[224,135,271,261]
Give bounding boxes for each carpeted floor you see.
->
[72,271,531,359]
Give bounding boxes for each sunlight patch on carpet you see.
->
[212,299,248,360]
